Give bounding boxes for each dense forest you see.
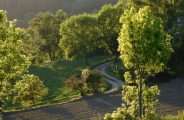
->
[0,0,118,27]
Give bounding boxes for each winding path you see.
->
[95,61,123,89]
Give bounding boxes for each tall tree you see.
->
[60,14,102,65]
[105,6,172,119]
[28,10,68,62]
[118,6,172,119]
[0,10,48,117]
[0,10,30,112]
[97,3,124,55]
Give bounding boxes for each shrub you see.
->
[67,69,107,95]
[83,70,106,93]
[81,69,91,80]
[66,76,85,96]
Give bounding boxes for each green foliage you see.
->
[97,3,124,54]
[128,0,184,76]
[21,28,46,64]
[28,10,68,62]
[14,75,48,106]
[60,14,102,65]
[118,6,172,75]
[66,76,84,96]
[119,6,171,118]
[83,69,106,93]
[0,10,30,107]
[0,10,48,111]
[66,68,107,95]
[126,0,180,29]
[105,72,160,120]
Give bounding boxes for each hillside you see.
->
[0,0,118,27]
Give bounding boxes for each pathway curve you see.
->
[94,61,123,90]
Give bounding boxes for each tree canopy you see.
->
[60,14,102,65]
[118,6,172,75]
[97,3,124,54]
[28,10,68,62]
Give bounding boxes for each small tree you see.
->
[105,6,172,119]
[14,75,48,106]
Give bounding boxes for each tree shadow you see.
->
[157,78,184,115]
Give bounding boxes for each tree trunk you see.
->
[138,78,143,119]
[31,89,35,105]
[48,51,53,61]
[84,55,89,66]
[52,51,56,61]
[0,82,3,120]
[0,103,3,120]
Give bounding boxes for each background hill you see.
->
[0,0,118,27]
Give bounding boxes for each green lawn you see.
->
[29,55,111,105]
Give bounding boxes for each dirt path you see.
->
[94,61,123,90]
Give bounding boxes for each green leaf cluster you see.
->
[118,6,172,75]
[97,3,124,54]
[60,14,102,64]
[14,75,48,106]
[28,10,68,62]
[66,69,107,95]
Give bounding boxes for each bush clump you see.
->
[66,76,85,96]
[66,69,108,96]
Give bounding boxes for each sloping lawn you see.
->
[29,55,111,105]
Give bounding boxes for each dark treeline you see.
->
[0,0,118,27]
